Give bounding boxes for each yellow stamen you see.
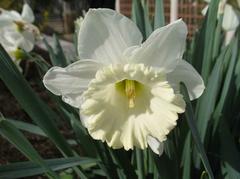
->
[10,48,25,60]
[14,21,25,32]
[125,80,136,108]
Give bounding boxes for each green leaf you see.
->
[131,0,145,39]
[43,34,68,67]
[151,151,178,179]
[180,83,214,179]
[212,14,223,60]
[191,18,207,72]
[142,0,152,38]
[136,149,145,179]
[213,36,239,133]
[219,120,240,178]
[0,45,87,179]
[109,149,137,179]
[196,46,230,142]
[94,143,119,179]
[201,0,220,81]
[0,157,98,179]
[182,133,191,179]
[154,0,165,29]
[0,118,58,178]
[8,118,47,137]
[28,53,51,75]
[60,106,97,157]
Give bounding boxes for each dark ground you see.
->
[0,60,79,178]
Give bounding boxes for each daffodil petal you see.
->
[19,31,35,52]
[3,27,23,46]
[0,11,14,27]
[81,63,185,150]
[21,3,34,23]
[129,19,187,73]
[167,60,205,100]
[0,10,21,27]
[222,4,239,31]
[201,5,209,16]
[43,60,102,108]
[78,8,143,64]
[147,136,164,156]
[0,28,17,51]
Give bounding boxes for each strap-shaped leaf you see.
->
[0,118,58,178]
[180,83,214,179]
[0,156,98,179]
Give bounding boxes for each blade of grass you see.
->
[180,83,214,179]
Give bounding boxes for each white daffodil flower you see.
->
[0,28,24,72]
[74,17,84,34]
[0,3,40,52]
[43,9,205,156]
[202,0,240,31]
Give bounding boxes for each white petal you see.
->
[19,31,35,52]
[21,3,35,23]
[43,60,102,108]
[0,11,13,27]
[201,5,209,16]
[167,60,205,100]
[3,27,23,46]
[129,19,187,72]
[222,4,239,31]
[0,10,21,25]
[0,28,18,51]
[147,136,164,156]
[78,8,143,64]
[81,63,185,150]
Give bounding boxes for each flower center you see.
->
[10,48,25,60]
[125,80,136,108]
[14,21,25,32]
[115,79,140,108]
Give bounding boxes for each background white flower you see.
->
[202,0,240,31]
[0,3,39,53]
[43,9,205,156]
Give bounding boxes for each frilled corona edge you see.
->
[81,63,186,150]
